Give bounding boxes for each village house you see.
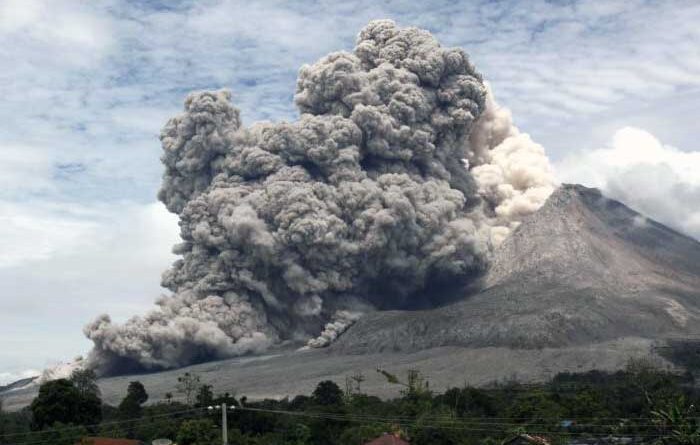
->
[364,432,411,445]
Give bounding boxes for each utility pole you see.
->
[221,403,228,445]
[208,403,234,445]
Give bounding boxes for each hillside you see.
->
[332,184,700,353]
[4,184,699,410]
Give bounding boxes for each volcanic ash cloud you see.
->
[84,20,556,375]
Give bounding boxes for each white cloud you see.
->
[557,127,700,240]
[0,200,180,371]
[0,0,112,50]
[0,145,53,194]
[0,199,180,296]
[0,0,42,33]
[0,201,97,268]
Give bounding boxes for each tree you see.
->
[339,424,389,445]
[312,380,344,406]
[0,400,32,440]
[214,391,238,409]
[286,423,312,445]
[126,381,149,405]
[176,418,218,445]
[176,372,201,405]
[505,390,565,426]
[651,396,700,445]
[351,372,365,395]
[0,398,4,437]
[345,372,366,399]
[377,368,431,399]
[38,422,91,445]
[440,387,497,418]
[118,381,149,419]
[118,399,140,420]
[30,379,101,429]
[70,368,100,398]
[195,384,214,407]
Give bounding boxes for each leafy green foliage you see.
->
[34,422,91,445]
[30,379,101,429]
[0,399,32,441]
[195,384,214,407]
[126,381,149,405]
[7,360,700,445]
[70,369,100,398]
[651,397,700,444]
[118,381,149,420]
[176,372,201,405]
[338,424,390,445]
[378,368,431,400]
[176,418,218,445]
[312,380,344,406]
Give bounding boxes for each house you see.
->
[503,434,552,445]
[79,438,144,445]
[364,432,410,445]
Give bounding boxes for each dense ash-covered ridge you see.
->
[332,184,700,353]
[84,20,556,375]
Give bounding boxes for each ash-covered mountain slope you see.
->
[6,184,699,410]
[332,184,700,353]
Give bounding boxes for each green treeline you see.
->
[1,359,700,445]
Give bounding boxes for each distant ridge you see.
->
[332,184,700,353]
[0,376,38,394]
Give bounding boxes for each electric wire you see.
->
[2,382,692,444]
[0,407,204,443]
[230,406,681,439]
[1,403,682,444]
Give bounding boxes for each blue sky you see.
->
[1,0,700,382]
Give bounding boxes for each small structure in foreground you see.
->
[364,432,410,445]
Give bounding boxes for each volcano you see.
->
[4,184,700,409]
[332,183,700,353]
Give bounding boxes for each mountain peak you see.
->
[556,182,603,197]
[488,182,700,286]
[333,184,700,353]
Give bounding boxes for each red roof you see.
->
[364,433,410,445]
[81,438,142,445]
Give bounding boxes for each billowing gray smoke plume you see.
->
[85,20,555,375]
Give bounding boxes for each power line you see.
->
[229,406,677,439]
[164,382,700,431]
[210,384,698,423]
[1,402,680,444]
[4,409,206,445]
[232,405,651,427]
[3,384,689,444]
[0,407,204,443]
